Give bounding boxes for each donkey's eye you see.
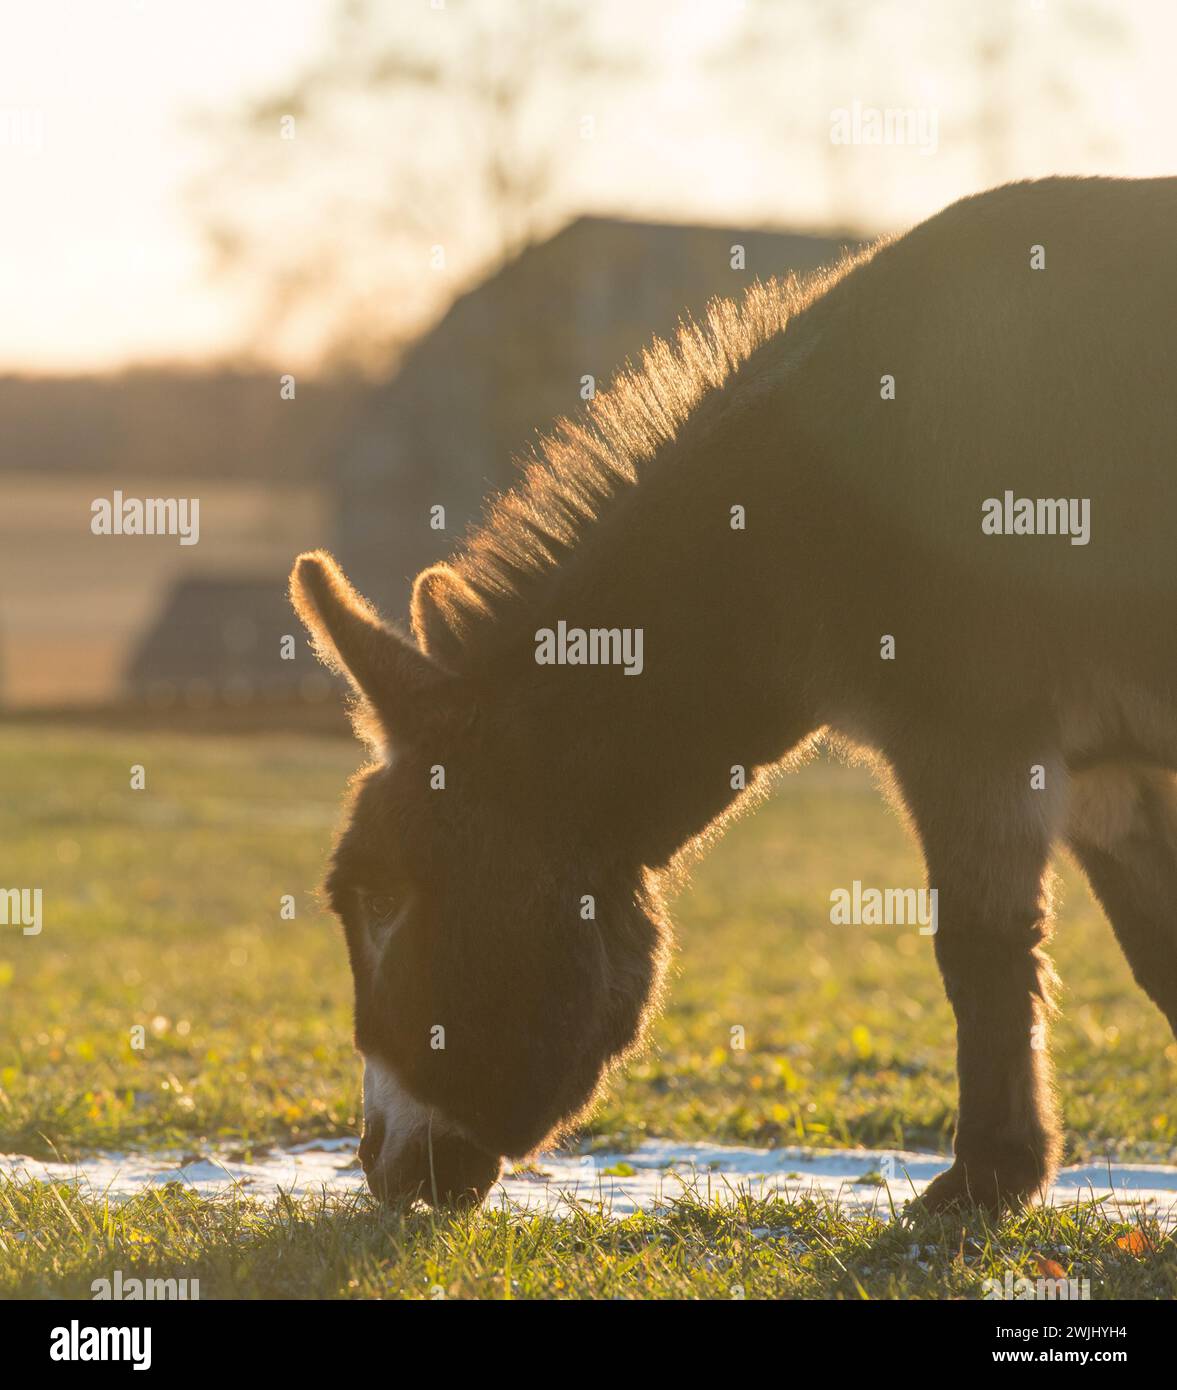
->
[356,883,410,949]
[365,893,400,924]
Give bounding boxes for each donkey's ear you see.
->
[290,551,444,740]
[410,562,485,671]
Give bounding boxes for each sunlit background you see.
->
[0,0,1172,706]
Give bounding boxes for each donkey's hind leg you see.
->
[887,740,1066,1213]
[1068,766,1177,1036]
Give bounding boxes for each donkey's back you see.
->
[792,176,1177,596]
[771,177,1177,756]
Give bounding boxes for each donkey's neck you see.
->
[514,381,821,865]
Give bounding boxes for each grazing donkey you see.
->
[292,176,1177,1212]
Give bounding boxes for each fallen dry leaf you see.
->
[1115,1228,1155,1257]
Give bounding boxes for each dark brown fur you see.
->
[293,176,1177,1210]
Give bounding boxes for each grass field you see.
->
[2,724,1176,1298]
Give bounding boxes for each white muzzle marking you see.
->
[362,1057,460,1173]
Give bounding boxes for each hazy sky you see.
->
[0,0,329,371]
[1,0,1173,374]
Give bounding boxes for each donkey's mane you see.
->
[443,259,861,664]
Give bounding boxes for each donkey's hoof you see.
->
[918,1164,986,1213]
[917,1158,1045,1215]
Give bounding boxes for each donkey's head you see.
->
[290,551,668,1207]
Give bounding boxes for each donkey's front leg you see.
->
[891,746,1065,1212]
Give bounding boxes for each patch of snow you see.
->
[3,1140,1176,1226]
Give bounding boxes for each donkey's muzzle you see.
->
[365,1129,502,1209]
